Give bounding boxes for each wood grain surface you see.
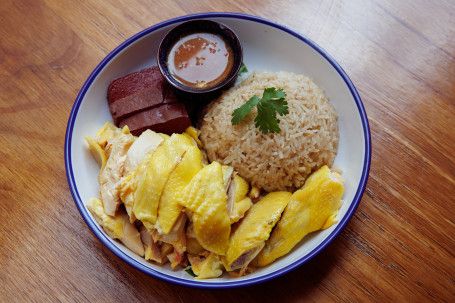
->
[1,0,454,302]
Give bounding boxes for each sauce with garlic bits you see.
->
[167,32,234,89]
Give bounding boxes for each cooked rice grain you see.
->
[199,71,339,192]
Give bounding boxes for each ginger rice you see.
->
[199,71,339,192]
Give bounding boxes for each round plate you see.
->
[65,12,371,289]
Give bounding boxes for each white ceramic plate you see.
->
[65,13,371,288]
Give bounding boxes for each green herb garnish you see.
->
[231,87,288,134]
[185,266,197,277]
[238,62,248,76]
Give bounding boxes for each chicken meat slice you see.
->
[160,243,174,265]
[224,191,291,272]
[156,133,203,235]
[256,165,344,266]
[156,212,187,268]
[139,225,162,263]
[86,197,144,257]
[185,126,203,149]
[156,213,187,269]
[226,174,252,224]
[119,130,165,221]
[186,221,205,255]
[133,133,189,231]
[124,129,165,174]
[84,136,107,174]
[188,251,224,279]
[180,162,231,256]
[140,214,188,268]
[95,121,124,148]
[98,132,135,216]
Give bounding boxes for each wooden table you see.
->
[1,0,454,301]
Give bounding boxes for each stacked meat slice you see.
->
[107,66,191,136]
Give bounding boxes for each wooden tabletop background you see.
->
[1,0,454,302]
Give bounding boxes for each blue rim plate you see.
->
[65,12,371,289]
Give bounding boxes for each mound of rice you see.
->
[199,71,339,192]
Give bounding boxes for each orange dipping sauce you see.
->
[167,32,234,89]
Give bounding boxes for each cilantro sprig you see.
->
[231,87,288,134]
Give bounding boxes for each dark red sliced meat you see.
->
[119,103,191,136]
[107,66,163,104]
[109,86,177,125]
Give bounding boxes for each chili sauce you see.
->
[167,32,234,89]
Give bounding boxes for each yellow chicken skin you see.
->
[119,133,170,223]
[185,126,203,149]
[180,162,231,255]
[186,221,205,255]
[229,197,252,224]
[94,121,124,148]
[133,134,190,231]
[119,151,155,223]
[188,252,224,279]
[157,134,203,235]
[120,130,165,222]
[84,136,107,173]
[256,165,344,267]
[224,191,291,272]
[227,174,252,224]
[118,172,138,222]
[233,174,249,202]
[86,198,144,257]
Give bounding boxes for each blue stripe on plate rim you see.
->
[64,12,371,289]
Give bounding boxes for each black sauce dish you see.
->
[157,19,243,109]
